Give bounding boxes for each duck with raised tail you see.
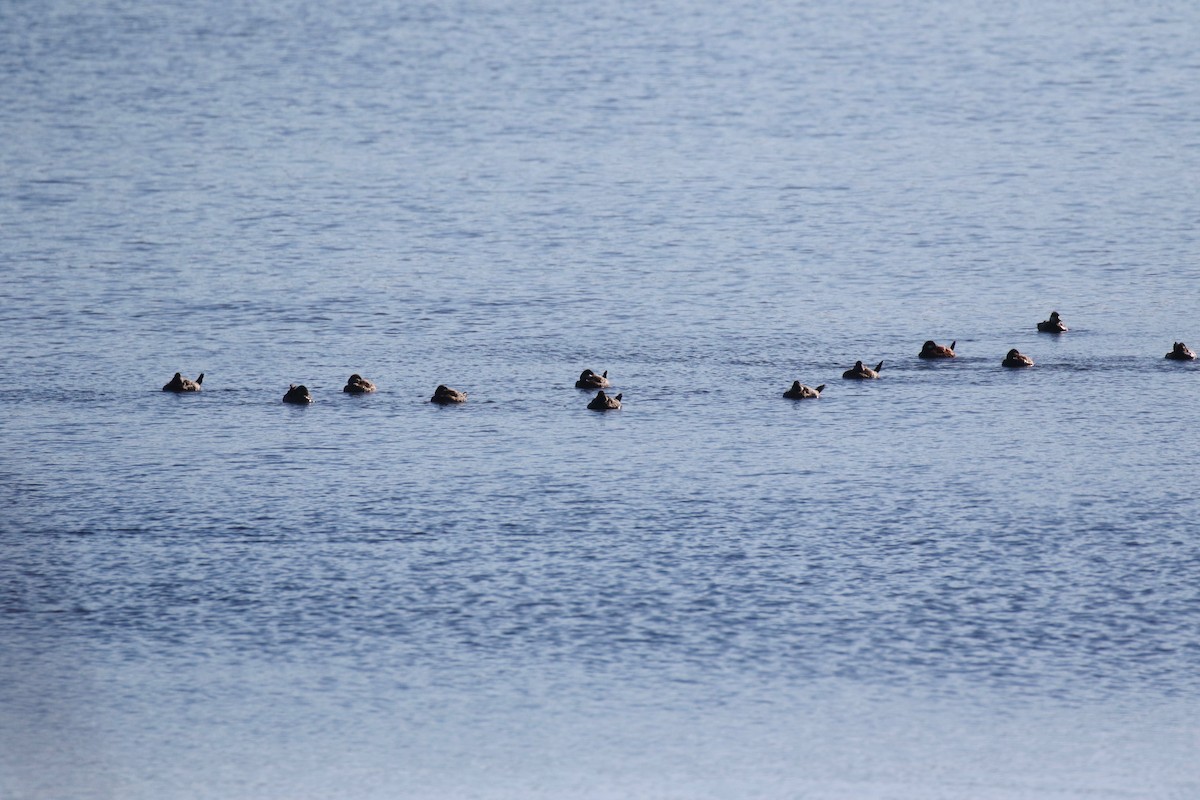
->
[587,390,622,410]
[842,360,883,379]
[575,369,611,389]
[783,381,825,399]
[919,340,956,359]
[163,372,203,392]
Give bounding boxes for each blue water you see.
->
[3,1,1200,797]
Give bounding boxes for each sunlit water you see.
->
[3,1,1200,798]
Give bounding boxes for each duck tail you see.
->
[816,384,826,393]
[874,361,884,372]
[949,341,956,351]
[615,393,622,401]
[197,373,204,385]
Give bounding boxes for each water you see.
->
[3,1,1200,797]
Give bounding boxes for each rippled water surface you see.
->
[3,1,1200,798]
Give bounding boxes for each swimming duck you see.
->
[1037,311,1068,333]
[842,360,883,379]
[575,369,611,389]
[783,381,825,399]
[1002,349,1034,368]
[919,340,956,359]
[162,372,203,392]
[1165,342,1196,361]
[283,384,313,404]
[431,384,467,404]
[587,390,622,410]
[343,374,377,393]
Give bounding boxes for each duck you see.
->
[842,360,883,379]
[283,384,313,404]
[431,384,467,404]
[587,390,622,411]
[162,372,203,392]
[1002,349,1034,368]
[783,381,825,399]
[918,340,956,359]
[1165,342,1196,361]
[575,368,611,389]
[343,373,377,394]
[1037,311,1068,333]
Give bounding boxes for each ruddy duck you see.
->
[431,384,467,404]
[283,384,313,404]
[1037,311,1067,333]
[783,381,825,399]
[1165,342,1196,361]
[1002,349,1034,368]
[842,360,883,379]
[575,369,611,389]
[343,374,377,393]
[587,390,622,410]
[162,372,203,392]
[918,340,956,359]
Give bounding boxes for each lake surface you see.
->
[2,1,1199,797]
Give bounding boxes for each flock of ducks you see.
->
[161,369,624,409]
[162,312,1196,409]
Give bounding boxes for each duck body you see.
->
[431,384,467,404]
[343,374,377,393]
[918,340,956,359]
[163,372,203,392]
[283,384,313,404]
[783,381,825,399]
[1002,349,1034,368]
[575,369,611,389]
[1165,342,1197,361]
[1037,311,1068,333]
[587,390,622,411]
[842,360,883,380]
